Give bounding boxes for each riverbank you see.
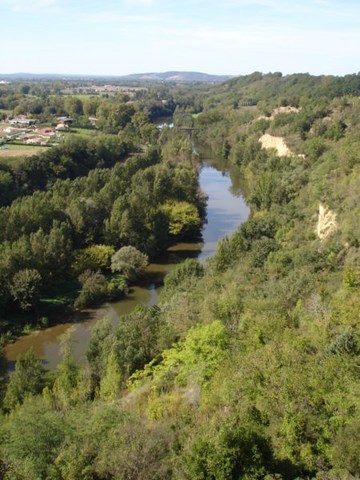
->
[5,159,249,370]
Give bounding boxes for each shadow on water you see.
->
[5,151,250,371]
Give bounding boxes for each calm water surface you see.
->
[5,156,249,370]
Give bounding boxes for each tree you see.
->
[74,270,107,309]
[214,232,244,272]
[99,351,122,401]
[305,137,326,160]
[30,221,73,279]
[72,244,115,275]
[64,96,83,117]
[86,316,116,391]
[115,305,165,381]
[20,84,30,95]
[52,328,82,408]
[163,258,204,293]
[0,345,8,408]
[181,417,271,480]
[330,421,360,477]
[0,170,15,207]
[130,320,228,390]
[162,201,201,237]
[4,348,45,410]
[0,397,66,479]
[111,246,149,282]
[10,268,42,311]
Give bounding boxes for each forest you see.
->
[0,83,205,337]
[1,72,360,479]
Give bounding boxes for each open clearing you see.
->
[0,147,46,158]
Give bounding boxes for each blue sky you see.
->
[1,0,360,76]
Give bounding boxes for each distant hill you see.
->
[116,71,231,83]
[0,71,231,83]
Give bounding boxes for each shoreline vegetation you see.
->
[0,142,206,343]
[0,88,206,342]
[1,72,360,479]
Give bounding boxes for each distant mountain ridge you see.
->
[117,71,231,83]
[0,71,231,83]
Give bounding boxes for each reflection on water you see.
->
[5,158,249,370]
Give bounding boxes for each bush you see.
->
[163,258,204,292]
[10,269,42,311]
[4,348,45,410]
[162,201,201,237]
[74,270,107,309]
[111,246,149,282]
[72,245,115,275]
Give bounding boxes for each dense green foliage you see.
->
[0,90,204,335]
[2,72,360,479]
[0,146,203,334]
[0,135,131,206]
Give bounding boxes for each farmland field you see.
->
[68,127,99,136]
[0,145,49,163]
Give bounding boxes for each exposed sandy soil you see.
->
[316,203,337,241]
[259,133,294,157]
[257,106,300,121]
[272,106,300,117]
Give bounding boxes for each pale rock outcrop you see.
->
[259,133,294,157]
[257,106,300,122]
[316,203,337,241]
[271,106,300,117]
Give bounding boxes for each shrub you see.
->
[10,269,42,311]
[71,244,115,275]
[111,246,148,282]
[74,270,107,309]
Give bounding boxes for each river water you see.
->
[5,154,249,371]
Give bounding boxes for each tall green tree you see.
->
[111,246,149,282]
[9,269,42,312]
[4,348,45,410]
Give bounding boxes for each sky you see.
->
[1,0,360,76]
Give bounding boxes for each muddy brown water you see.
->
[5,156,250,371]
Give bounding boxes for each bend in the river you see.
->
[5,149,250,371]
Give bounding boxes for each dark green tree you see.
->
[4,348,45,410]
[10,268,42,312]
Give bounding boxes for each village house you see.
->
[26,137,43,145]
[4,127,30,136]
[56,116,73,125]
[35,127,57,138]
[56,123,70,132]
[8,115,37,126]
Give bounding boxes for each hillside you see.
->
[0,71,231,83]
[1,73,360,479]
[117,71,231,83]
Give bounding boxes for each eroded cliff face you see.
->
[316,203,337,241]
[257,106,301,121]
[259,133,294,157]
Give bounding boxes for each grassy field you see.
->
[69,127,99,136]
[6,144,49,151]
[0,144,49,164]
[0,148,43,157]
[67,94,100,100]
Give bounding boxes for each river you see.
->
[5,153,249,371]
